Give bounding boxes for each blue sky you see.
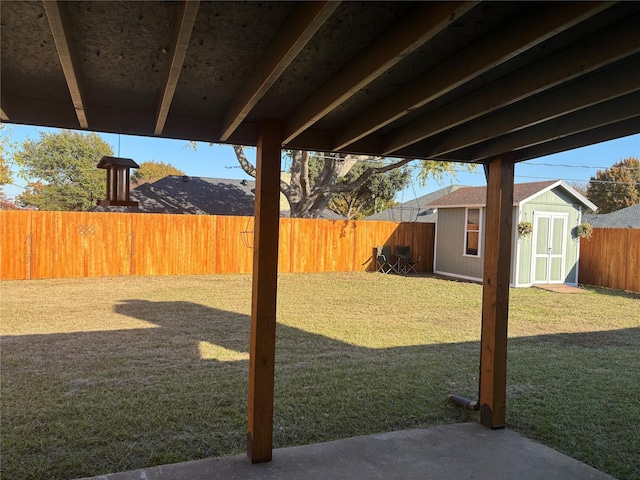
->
[2,124,638,203]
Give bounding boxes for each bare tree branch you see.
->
[232,145,256,178]
[230,145,416,218]
[314,157,414,195]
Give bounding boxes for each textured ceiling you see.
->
[1,1,639,163]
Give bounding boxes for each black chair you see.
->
[395,245,421,274]
[376,245,396,274]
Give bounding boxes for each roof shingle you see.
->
[583,203,640,228]
[427,181,558,207]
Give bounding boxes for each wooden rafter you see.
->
[154,0,200,136]
[43,1,88,129]
[398,59,640,160]
[469,93,640,162]
[332,1,611,151]
[282,1,478,144]
[382,15,640,155]
[220,1,339,142]
[4,1,638,163]
[514,117,640,162]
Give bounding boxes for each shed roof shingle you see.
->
[427,180,595,211]
[427,181,558,207]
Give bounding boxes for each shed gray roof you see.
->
[365,185,464,223]
[428,180,596,211]
[583,203,640,229]
[93,175,344,219]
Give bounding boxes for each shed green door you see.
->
[532,213,567,284]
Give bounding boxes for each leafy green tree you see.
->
[0,155,12,187]
[567,180,588,197]
[316,158,410,219]
[131,161,185,185]
[0,124,16,192]
[14,130,112,211]
[586,157,640,213]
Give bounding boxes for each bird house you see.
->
[97,156,139,206]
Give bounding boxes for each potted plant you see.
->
[575,222,593,239]
[518,221,533,238]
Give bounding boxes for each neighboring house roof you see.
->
[583,203,640,228]
[93,175,344,219]
[427,180,597,211]
[365,185,465,223]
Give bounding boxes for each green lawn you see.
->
[1,273,638,479]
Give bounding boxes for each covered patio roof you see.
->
[2,0,637,471]
[2,1,639,163]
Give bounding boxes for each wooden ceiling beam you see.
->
[154,0,200,136]
[513,117,640,163]
[439,90,640,162]
[467,93,640,162]
[43,1,88,129]
[220,1,339,142]
[0,94,80,130]
[282,1,479,144]
[402,58,640,160]
[332,1,611,151]
[383,15,640,155]
[0,88,10,121]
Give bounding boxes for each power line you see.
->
[445,168,636,185]
[522,162,639,170]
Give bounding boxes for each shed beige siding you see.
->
[434,208,485,281]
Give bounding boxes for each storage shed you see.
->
[428,181,597,287]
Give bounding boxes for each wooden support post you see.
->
[479,153,515,429]
[247,119,282,463]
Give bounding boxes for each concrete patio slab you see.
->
[79,423,614,480]
[534,284,585,294]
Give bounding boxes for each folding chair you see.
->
[395,245,421,274]
[376,245,396,273]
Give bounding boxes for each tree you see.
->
[131,161,185,185]
[0,124,15,191]
[586,157,640,213]
[232,146,470,218]
[0,157,11,187]
[567,180,588,197]
[14,130,113,211]
[320,158,411,219]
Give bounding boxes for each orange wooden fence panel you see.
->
[1,211,436,280]
[579,228,640,293]
[6,212,636,292]
[213,215,254,274]
[0,211,32,279]
[627,230,640,293]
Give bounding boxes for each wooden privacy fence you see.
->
[0,211,435,280]
[578,228,640,293]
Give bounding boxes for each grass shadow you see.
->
[1,298,639,479]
